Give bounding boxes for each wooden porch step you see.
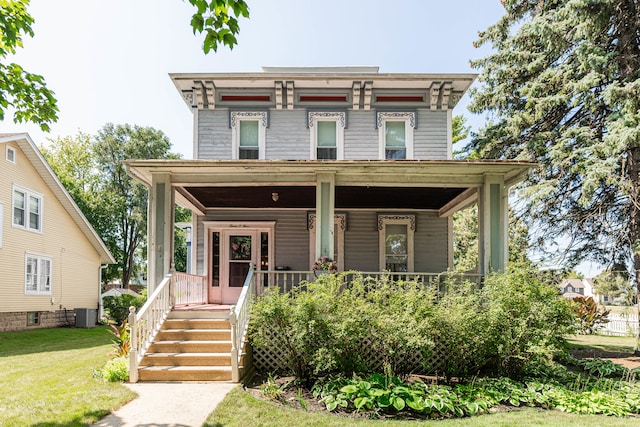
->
[148,340,233,353]
[139,352,232,366]
[167,310,230,320]
[138,366,233,381]
[156,329,231,341]
[162,318,231,329]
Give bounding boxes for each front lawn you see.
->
[0,326,135,426]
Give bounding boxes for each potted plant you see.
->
[312,256,338,277]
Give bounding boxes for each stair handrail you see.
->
[229,264,256,382]
[128,271,174,383]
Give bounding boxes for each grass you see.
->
[0,326,135,426]
[204,386,639,427]
[566,334,636,353]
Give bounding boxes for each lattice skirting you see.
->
[253,333,448,376]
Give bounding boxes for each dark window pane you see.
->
[239,148,259,159]
[317,147,337,160]
[385,148,406,160]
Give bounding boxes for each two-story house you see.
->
[127,67,531,301]
[124,67,531,381]
[0,133,114,332]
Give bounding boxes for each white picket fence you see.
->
[598,312,639,336]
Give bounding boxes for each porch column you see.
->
[315,172,335,260]
[478,174,508,274]
[148,173,175,293]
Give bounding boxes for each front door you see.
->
[207,222,275,305]
[223,231,258,303]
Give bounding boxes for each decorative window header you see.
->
[229,110,269,128]
[375,111,417,129]
[307,212,348,231]
[307,111,347,129]
[377,214,416,231]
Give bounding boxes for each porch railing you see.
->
[230,264,256,382]
[128,272,174,383]
[253,270,483,293]
[173,272,207,306]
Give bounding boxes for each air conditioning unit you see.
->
[74,308,97,328]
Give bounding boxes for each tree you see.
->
[464,1,640,349]
[0,0,58,130]
[93,124,179,287]
[452,205,531,272]
[188,0,250,53]
[593,269,636,306]
[41,132,100,222]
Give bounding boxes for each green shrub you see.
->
[96,356,129,382]
[103,294,145,324]
[480,265,576,378]
[249,272,435,380]
[250,265,575,382]
[430,279,489,379]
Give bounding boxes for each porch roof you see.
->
[124,159,533,214]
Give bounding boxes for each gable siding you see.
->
[0,142,101,313]
[196,108,450,161]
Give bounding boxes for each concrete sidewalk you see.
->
[92,382,236,427]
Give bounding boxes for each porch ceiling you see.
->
[181,186,468,210]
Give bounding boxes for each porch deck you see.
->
[173,303,232,311]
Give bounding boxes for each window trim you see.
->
[6,146,16,163]
[308,112,346,160]
[12,185,43,233]
[230,111,267,159]
[377,112,415,160]
[24,252,52,295]
[378,214,415,272]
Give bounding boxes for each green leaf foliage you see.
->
[0,0,58,130]
[250,265,575,382]
[466,0,640,272]
[188,0,249,53]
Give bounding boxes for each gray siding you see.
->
[196,108,450,161]
[197,109,232,159]
[195,209,449,275]
[266,110,308,159]
[414,110,449,160]
[344,111,379,160]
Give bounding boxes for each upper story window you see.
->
[308,112,345,160]
[6,146,16,163]
[230,111,267,160]
[25,253,52,295]
[13,185,43,233]
[377,112,415,160]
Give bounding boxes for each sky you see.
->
[2,0,601,276]
[2,0,505,157]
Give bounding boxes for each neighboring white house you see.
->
[0,133,114,332]
[126,67,533,304]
